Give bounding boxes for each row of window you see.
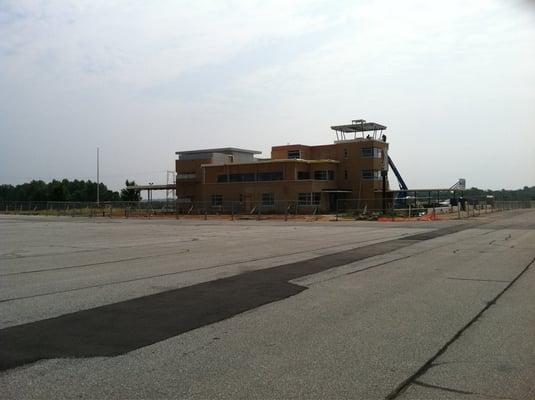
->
[215,169,381,182]
[361,169,382,180]
[287,150,301,159]
[288,147,382,160]
[176,173,196,179]
[361,147,383,158]
[216,170,338,182]
[297,170,335,180]
[217,171,283,183]
[297,192,321,206]
[210,192,322,206]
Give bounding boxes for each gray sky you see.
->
[1,0,534,191]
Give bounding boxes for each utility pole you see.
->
[96,147,100,206]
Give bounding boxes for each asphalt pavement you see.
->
[0,210,533,399]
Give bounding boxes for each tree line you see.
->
[463,186,535,201]
[0,179,533,202]
[0,179,141,202]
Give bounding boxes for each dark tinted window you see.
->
[297,171,310,180]
[257,172,283,181]
[262,193,274,206]
[211,194,223,206]
[288,150,301,159]
[313,170,334,180]
[298,192,321,205]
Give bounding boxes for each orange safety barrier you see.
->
[377,210,438,222]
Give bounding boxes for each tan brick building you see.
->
[175,120,391,212]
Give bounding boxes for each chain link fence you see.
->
[336,198,534,221]
[0,198,533,221]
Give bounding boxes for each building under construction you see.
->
[175,120,398,212]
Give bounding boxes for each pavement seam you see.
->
[446,277,510,283]
[384,255,535,400]
[306,228,500,286]
[0,233,414,303]
[0,249,192,277]
[412,380,519,400]
[412,380,474,396]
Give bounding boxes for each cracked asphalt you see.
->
[0,210,534,399]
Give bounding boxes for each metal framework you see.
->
[166,170,176,204]
[331,119,387,141]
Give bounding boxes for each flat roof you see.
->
[176,147,261,155]
[376,188,464,193]
[331,122,387,133]
[125,184,175,190]
[202,159,340,167]
[271,144,310,149]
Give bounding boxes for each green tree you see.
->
[0,179,120,202]
[120,180,141,201]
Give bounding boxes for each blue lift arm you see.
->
[388,156,408,190]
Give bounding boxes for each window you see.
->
[344,170,348,179]
[218,172,282,183]
[361,147,382,158]
[262,193,274,206]
[176,172,196,180]
[344,148,348,159]
[229,173,255,182]
[298,192,321,206]
[297,171,310,180]
[313,170,334,180]
[257,171,283,181]
[361,170,382,180]
[287,150,301,159]
[211,194,223,206]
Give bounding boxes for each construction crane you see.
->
[388,155,408,206]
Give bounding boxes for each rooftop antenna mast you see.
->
[352,119,366,140]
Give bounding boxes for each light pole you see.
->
[148,182,153,205]
[96,147,100,206]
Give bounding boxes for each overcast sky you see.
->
[1,0,534,191]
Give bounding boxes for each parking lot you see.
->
[1,211,534,399]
